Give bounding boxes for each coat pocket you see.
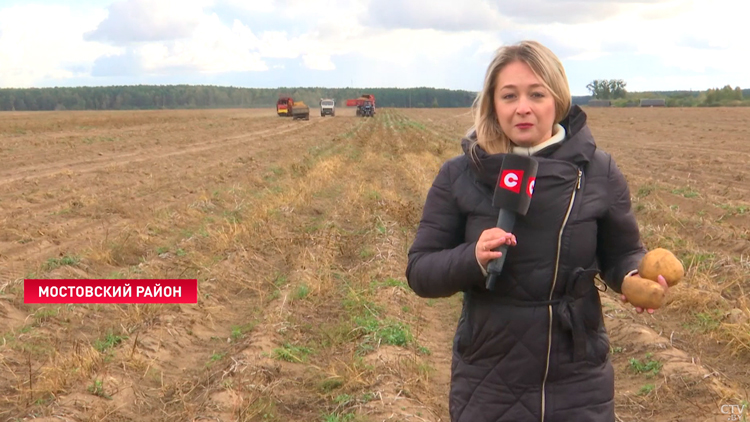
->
[582,282,604,332]
[561,267,609,364]
[455,292,473,358]
[583,286,610,365]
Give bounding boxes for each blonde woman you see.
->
[405,40,669,421]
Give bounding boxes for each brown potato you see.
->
[622,275,667,309]
[638,248,685,287]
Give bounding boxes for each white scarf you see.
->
[511,124,566,156]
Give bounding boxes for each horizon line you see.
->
[1,83,740,96]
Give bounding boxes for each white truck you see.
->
[320,98,335,117]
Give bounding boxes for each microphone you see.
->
[485,154,538,290]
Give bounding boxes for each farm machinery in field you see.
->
[319,98,335,116]
[291,101,309,120]
[346,94,376,117]
[276,96,309,120]
[276,96,293,116]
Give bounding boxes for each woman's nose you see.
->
[516,96,532,114]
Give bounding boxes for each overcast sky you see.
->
[0,0,747,95]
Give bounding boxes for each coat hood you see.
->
[461,105,597,188]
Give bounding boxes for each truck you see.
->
[346,94,376,117]
[320,98,335,117]
[290,101,310,120]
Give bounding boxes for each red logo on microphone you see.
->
[499,170,523,194]
[527,177,536,197]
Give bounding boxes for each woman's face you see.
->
[493,60,556,147]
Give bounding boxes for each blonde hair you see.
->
[469,40,572,155]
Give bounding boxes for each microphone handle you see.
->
[485,209,516,290]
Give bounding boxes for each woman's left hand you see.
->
[620,274,669,314]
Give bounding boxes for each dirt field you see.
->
[0,106,748,421]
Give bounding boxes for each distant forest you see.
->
[0,86,478,111]
[1,85,748,111]
[575,86,750,107]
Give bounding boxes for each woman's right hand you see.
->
[475,228,517,269]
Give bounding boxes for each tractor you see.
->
[346,94,376,117]
[358,100,374,117]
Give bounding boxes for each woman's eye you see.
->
[502,94,516,100]
[532,92,545,98]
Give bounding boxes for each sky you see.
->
[0,0,748,95]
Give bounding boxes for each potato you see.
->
[622,275,667,309]
[638,248,685,287]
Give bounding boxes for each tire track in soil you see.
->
[0,119,322,186]
[0,110,282,174]
[0,118,332,269]
[0,115,305,219]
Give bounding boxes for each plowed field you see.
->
[1,106,748,421]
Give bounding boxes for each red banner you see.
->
[23,279,198,304]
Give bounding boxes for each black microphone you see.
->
[485,154,538,290]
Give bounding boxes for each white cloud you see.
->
[255,31,306,59]
[648,0,750,73]
[81,0,354,73]
[85,0,212,44]
[504,0,750,78]
[0,0,748,91]
[132,16,267,74]
[495,0,680,24]
[367,0,506,31]
[189,0,505,70]
[217,0,276,14]
[302,53,335,70]
[0,4,118,88]
[272,0,363,21]
[637,0,694,20]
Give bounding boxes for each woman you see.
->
[405,41,669,421]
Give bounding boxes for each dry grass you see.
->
[628,183,750,365]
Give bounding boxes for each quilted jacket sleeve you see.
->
[596,156,647,293]
[406,160,486,298]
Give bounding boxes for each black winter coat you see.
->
[405,106,646,422]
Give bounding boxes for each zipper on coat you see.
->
[540,168,582,422]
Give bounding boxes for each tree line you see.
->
[3,82,748,111]
[0,85,479,111]
[586,79,750,107]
